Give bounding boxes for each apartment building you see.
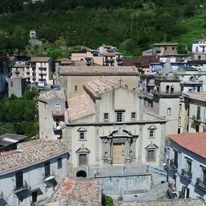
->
[30,57,53,84]
[167,132,206,201]
[192,40,206,61]
[0,139,68,206]
[184,91,206,133]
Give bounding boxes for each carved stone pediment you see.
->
[108,129,133,138]
[76,145,90,153]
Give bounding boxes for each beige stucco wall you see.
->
[67,88,166,172]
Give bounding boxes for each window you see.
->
[174,151,178,168]
[79,154,87,166]
[57,158,62,169]
[167,108,171,116]
[149,130,154,138]
[75,85,78,91]
[196,125,199,132]
[166,85,170,93]
[79,132,85,140]
[116,112,123,122]
[185,159,192,173]
[10,81,13,87]
[104,113,109,120]
[201,168,206,184]
[131,112,136,119]
[32,191,38,203]
[15,171,23,189]
[147,149,156,162]
[44,162,50,177]
[55,104,61,112]
[171,85,174,94]
[197,106,201,120]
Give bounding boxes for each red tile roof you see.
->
[122,56,159,67]
[65,94,95,121]
[49,177,102,205]
[83,77,117,98]
[169,132,206,158]
[59,66,138,76]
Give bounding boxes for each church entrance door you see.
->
[113,143,124,164]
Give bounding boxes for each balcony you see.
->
[196,178,206,192]
[44,173,57,187]
[105,59,114,64]
[181,169,192,181]
[39,78,46,82]
[169,159,178,171]
[192,115,202,123]
[168,182,178,199]
[14,181,29,194]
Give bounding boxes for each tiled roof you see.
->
[48,177,102,206]
[65,94,95,121]
[169,132,206,159]
[122,56,159,67]
[0,139,68,175]
[103,52,116,57]
[187,91,206,102]
[30,57,51,62]
[13,63,26,68]
[83,77,117,98]
[38,90,65,102]
[121,199,206,206]
[59,66,138,76]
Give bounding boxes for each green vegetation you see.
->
[0,0,206,58]
[0,87,39,139]
[102,195,113,206]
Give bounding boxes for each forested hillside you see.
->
[0,0,206,57]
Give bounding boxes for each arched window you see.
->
[166,85,170,93]
[171,85,174,94]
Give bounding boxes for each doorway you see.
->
[113,143,124,164]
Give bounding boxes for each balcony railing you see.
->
[168,182,178,199]
[181,169,192,181]
[192,115,202,123]
[14,181,29,194]
[169,159,178,170]
[196,178,206,192]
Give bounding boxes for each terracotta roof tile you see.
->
[31,57,51,62]
[83,77,117,98]
[59,66,138,76]
[65,94,95,121]
[187,91,206,102]
[169,132,206,158]
[0,139,68,175]
[38,90,65,102]
[49,177,101,206]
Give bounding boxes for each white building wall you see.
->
[0,154,68,206]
